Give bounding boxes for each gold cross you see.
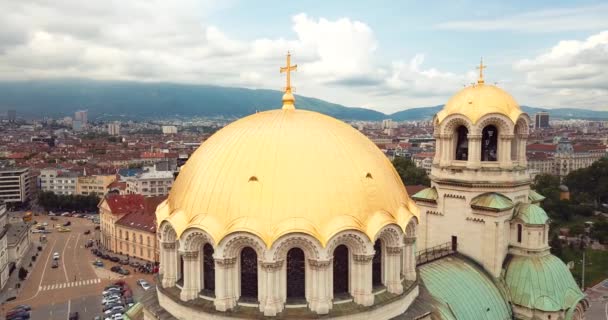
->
[477,57,486,84]
[280,51,297,92]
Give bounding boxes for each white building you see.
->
[6,221,31,270]
[0,167,34,204]
[108,122,121,136]
[162,126,178,135]
[125,166,174,196]
[0,202,9,290]
[40,168,78,195]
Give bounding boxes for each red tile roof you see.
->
[104,194,144,215]
[115,196,166,233]
[527,144,556,152]
[406,185,428,196]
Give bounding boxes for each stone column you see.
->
[439,135,450,167]
[351,254,374,306]
[259,260,283,316]
[499,135,514,169]
[385,246,403,294]
[403,237,417,281]
[180,251,200,301]
[160,242,177,288]
[309,259,332,314]
[433,133,441,165]
[214,257,237,312]
[518,133,528,167]
[467,134,482,169]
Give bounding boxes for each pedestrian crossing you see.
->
[39,278,101,291]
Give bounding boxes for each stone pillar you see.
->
[467,134,482,169]
[259,261,283,316]
[433,133,441,165]
[518,134,528,167]
[309,259,332,314]
[214,257,237,312]
[351,254,374,306]
[385,246,403,294]
[403,237,416,281]
[180,251,200,301]
[439,135,450,167]
[499,135,514,169]
[160,242,177,288]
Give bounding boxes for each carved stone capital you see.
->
[260,260,283,271]
[404,237,416,245]
[386,246,403,255]
[181,251,199,259]
[308,259,331,270]
[467,134,482,140]
[161,242,176,250]
[352,254,374,264]
[500,134,515,140]
[215,257,236,267]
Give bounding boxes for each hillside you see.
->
[0,79,606,121]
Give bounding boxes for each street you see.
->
[1,214,156,320]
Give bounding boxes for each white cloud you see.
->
[513,31,608,109]
[436,4,608,32]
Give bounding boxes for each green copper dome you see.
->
[513,203,549,225]
[504,254,584,313]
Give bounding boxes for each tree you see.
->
[18,267,28,280]
[565,157,608,208]
[549,234,563,258]
[392,157,430,187]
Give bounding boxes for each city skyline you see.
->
[0,1,607,113]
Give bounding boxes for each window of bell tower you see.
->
[455,126,469,160]
[481,125,498,161]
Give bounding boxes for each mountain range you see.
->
[0,79,606,121]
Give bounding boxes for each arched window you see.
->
[286,248,305,300]
[481,125,498,161]
[372,240,383,287]
[240,247,258,300]
[333,245,349,296]
[203,244,215,293]
[517,224,522,243]
[455,126,469,160]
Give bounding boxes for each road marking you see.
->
[66,299,71,320]
[39,278,101,291]
[61,234,71,282]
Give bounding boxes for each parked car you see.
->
[12,305,32,312]
[129,261,140,268]
[68,311,79,320]
[102,296,120,305]
[110,256,120,263]
[110,266,121,272]
[84,230,91,235]
[50,217,58,221]
[119,259,129,265]
[63,221,71,226]
[102,302,123,312]
[137,279,151,290]
[48,212,56,216]
[117,268,130,276]
[93,260,104,267]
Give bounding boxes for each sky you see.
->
[0,0,607,113]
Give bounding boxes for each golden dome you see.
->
[436,83,522,124]
[157,108,417,248]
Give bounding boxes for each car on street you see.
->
[41,222,48,226]
[93,260,104,267]
[51,260,59,268]
[48,212,56,216]
[137,279,151,290]
[13,305,32,312]
[58,227,71,232]
[69,311,79,320]
[53,252,60,260]
[117,268,130,275]
[5,310,30,319]
[50,217,58,221]
[61,212,70,216]
[84,230,91,235]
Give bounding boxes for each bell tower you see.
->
[412,63,532,277]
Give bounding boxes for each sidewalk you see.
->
[0,240,43,303]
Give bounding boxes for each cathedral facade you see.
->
[140,56,587,320]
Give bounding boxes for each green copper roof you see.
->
[420,256,512,320]
[529,190,546,203]
[504,254,584,313]
[412,187,438,202]
[470,192,514,212]
[513,203,549,225]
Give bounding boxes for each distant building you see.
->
[74,110,88,126]
[39,168,78,195]
[381,119,394,129]
[72,120,83,132]
[6,220,31,270]
[535,112,549,129]
[7,110,16,123]
[162,126,178,135]
[0,167,34,204]
[125,166,174,196]
[99,194,165,263]
[526,138,606,179]
[0,203,8,290]
[108,122,121,136]
[76,175,117,196]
